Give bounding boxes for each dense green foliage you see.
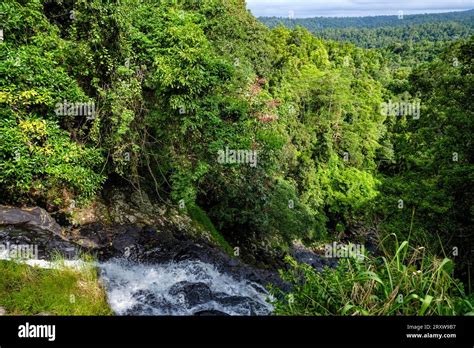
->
[259,10,474,48]
[260,10,474,72]
[376,38,474,286]
[271,239,473,315]
[0,1,472,315]
[261,11,474,30]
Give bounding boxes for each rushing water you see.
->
[0,223,276,316]
[98,259,274,316]
[1,252,274,316]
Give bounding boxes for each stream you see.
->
[0,207,332,316]
[0,223,277,316]
[99,258,273,315]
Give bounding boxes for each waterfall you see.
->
[99,258,274,316]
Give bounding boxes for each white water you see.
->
[0,251,274,316]
[99,259,274,316]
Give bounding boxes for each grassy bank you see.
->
[0,259,111,315]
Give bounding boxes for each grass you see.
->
[187,204,234,255]
[271,235,474,316]
[0,256,112,316]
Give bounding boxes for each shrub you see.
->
[0,116,105,205]
[271,237,473,315]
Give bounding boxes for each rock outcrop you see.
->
[0,206,62,237]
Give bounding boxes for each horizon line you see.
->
[254,8,473,19]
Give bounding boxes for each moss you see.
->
[187,204,234,255]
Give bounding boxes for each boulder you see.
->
[0,206,62,237]
[169,281,212,307]
[0,206,82,260]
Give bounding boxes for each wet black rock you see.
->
[290,242,338,271]
[0,226,80,260]
[0,206,62,237]
[212,293,267,315]
[193,310,229,316]
[169,281,212,307]
[132,289,161,307]
[0,205,287,294]
[124,289,174,315]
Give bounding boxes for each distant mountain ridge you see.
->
[258,9,474,48]
[258,9,474,30]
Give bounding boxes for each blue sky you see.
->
[246,0,474,18]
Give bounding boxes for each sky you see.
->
[246,0,474,18]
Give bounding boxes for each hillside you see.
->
[259,9,474,48]
[0,0,472,316]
